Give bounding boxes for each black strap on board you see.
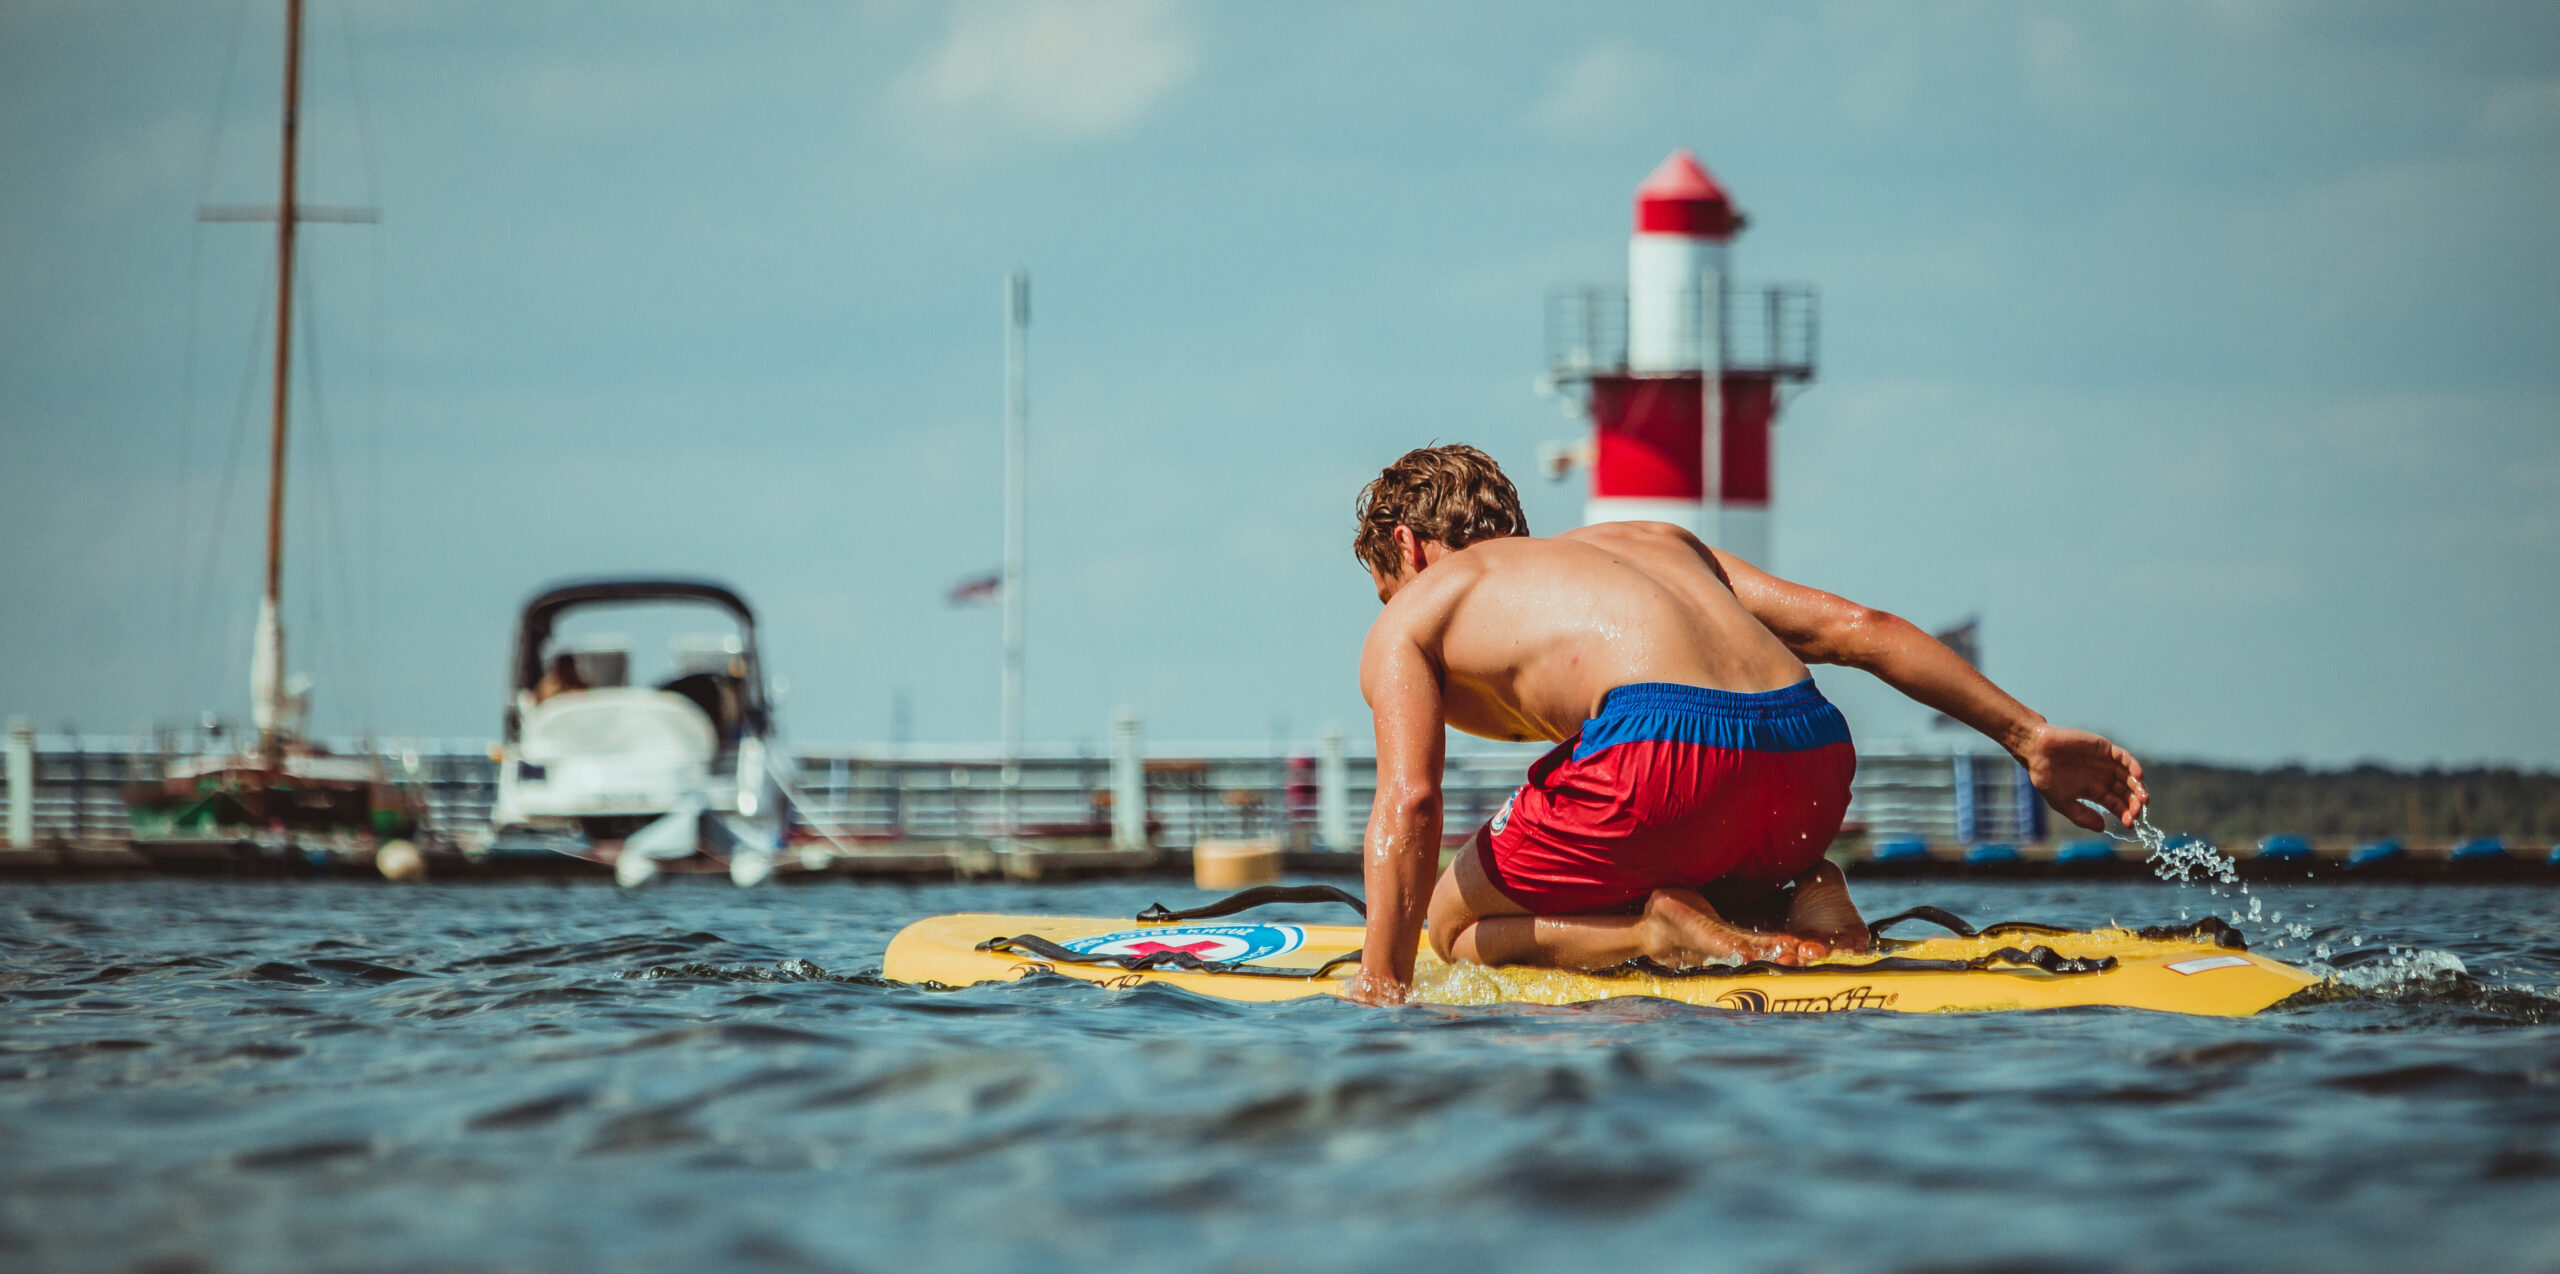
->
[1867,906,2248,951]
[1864,905,1985,941]
[960,891,2233,984]
[1135,884,1368,924]
[977,933,1364,980]
[2136,916,2249,950]
[1608,943,2117,980]
[976,931,2114,982]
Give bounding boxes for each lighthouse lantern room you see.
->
[1542,150,1817,566]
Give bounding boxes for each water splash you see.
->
[2314,947,2468,991]
[2085,805,2237,885]
[2269,944,2560,1022]
[2082,805,2340,952]
[2288,949,2559,1021]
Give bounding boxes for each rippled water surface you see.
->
[4,878,2557,1274]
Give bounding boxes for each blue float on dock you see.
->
[2256,834,2313,862]
[1964,842,2020,865]
[2450,837,2510,863]
[2055,838,2118,864]
[1871,838,1932,863]
[2346,838,2406,870]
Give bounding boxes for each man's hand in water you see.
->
[2019,724,2146,831]
[1341,967,1410,1006]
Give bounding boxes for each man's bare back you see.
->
[1368,522,1809,745]
[1342,446,2148,1006]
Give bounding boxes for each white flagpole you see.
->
[1000,271,1029,837]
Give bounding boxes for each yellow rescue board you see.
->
[884,913,2321,1017]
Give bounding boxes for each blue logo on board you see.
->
[1064,923,1306,964]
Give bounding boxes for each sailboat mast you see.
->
[256,0,303,767]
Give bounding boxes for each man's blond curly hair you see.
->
[1353,444,1528,577]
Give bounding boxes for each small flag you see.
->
[946,572,1001,607]
[1932,616,1979,669]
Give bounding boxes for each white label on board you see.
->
[2165,955,2253,975]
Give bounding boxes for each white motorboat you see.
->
[489,579,789,886]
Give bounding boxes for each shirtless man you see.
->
[1340,445,2148,1006]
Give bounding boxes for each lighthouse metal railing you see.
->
[1545,282,1817,382]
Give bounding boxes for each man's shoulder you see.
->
[1448,531,1594,568]
[1364,553,1501,654]
[1376,555,1479,622]
[1557,520,1692,550]
[1555,521,1723,576]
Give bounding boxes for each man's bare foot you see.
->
[1786,861,1873,953]
[1639,888,1828,968]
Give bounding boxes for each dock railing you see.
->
[6,726,2040,857]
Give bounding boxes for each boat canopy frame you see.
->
[505,578,767,741]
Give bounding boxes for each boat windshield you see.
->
[532,602,760,743]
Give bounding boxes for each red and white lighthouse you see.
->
[1546,150,1815,566]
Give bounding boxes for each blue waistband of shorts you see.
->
[1574,680,1851,760]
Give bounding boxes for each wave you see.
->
[2279,947,2559,1022]
[621,958,890,985]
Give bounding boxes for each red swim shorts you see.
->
[1477,680,1857,914]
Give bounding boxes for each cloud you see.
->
[75,110,213,212]
[2193,0,2299,40]
[2018,13,2092,106]
[890,0,1196,145]
[2479,78,2560,139]
[1530,42,1672,136]
[506,61,674,138]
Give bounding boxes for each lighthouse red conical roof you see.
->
[1634,149,1739,239]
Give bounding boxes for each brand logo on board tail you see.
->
[1716,984,1897,1013]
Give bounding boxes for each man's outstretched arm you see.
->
[1701,541,2146,832]
[1343,625,1447,1006]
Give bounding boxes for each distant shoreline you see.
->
[2143,761,2559,844]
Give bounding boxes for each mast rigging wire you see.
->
[296,255,367,743]
[181,283,277,728]
[327,0,387,743]
[165,0,261,733]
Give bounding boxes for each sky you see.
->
[2,0,2556,768]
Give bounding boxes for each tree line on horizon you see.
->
[2142,762,2560,846]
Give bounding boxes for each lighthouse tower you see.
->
[1545,150,1816,566]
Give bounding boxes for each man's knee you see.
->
[1426,866,1471,962]
[1428,834,1528,964]
[1426,919,1463,963]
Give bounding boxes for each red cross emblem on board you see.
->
[1125,940,1223,957]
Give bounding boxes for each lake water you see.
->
[3,877,2555,1273]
